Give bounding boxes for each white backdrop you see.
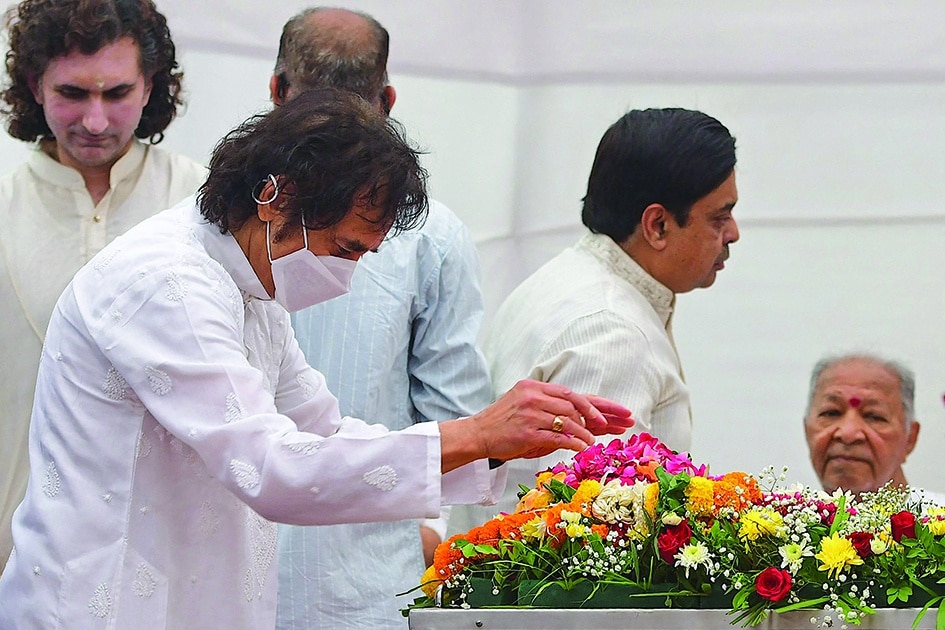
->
[2,1,944,492]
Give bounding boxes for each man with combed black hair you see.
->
[0,0,204,573]
[456,108,740,529]
[271,8,493,629]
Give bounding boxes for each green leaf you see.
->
[546,478,577,503]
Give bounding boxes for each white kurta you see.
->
[451,231,690,534]
[0,141,206,570]
[0,199,501,629]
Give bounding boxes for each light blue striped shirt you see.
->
[276,200,492,629]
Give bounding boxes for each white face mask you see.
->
[266,221,357,312]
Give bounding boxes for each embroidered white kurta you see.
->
[0,199,501,629]
[0,141,206,572]
[451,231,691,534]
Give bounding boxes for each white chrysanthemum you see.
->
[779,541,813,574]
[675,542,712,578]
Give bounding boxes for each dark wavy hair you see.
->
[582,108,736,242]
[2,0,183,143]
[198,87,427,240]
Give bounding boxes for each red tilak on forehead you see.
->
[849,397,862,408]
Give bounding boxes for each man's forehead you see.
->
[817,390,898,408]
[43,38,144,83]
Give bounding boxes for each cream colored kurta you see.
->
[452,231,692,534]
[0,199,502,629]
[0,141,206,571]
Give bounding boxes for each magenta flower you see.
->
[550,433,707,487]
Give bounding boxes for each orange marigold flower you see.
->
[497,512,534,540]
[476,518,502,545]
[714,472,762,512]
[591,523,610,539]
[432,534,467,582]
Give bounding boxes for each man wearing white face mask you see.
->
[269,9,493,629]
[0,89,634,629]
[257,175,359,310]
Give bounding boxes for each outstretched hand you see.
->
[438,380,634,472]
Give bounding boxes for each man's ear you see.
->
[380,85,396,115]
[270,74,288,105]
[255,176,285,221]
[28,75,42,104]
[142,76,153,106]
[639,203,670,251]
[905,421,920,457]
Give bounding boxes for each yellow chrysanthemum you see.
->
[816,533,864,578]
[521,516,546,541]
[738,507,786,542]
[685,476,715,518]
[420,564,443,598]
[925,507,945,536]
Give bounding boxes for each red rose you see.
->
[848,531,873,558]
[755,567,792,602]
[890,510,917,542]
[657,520,692,564]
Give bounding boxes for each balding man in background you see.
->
[269,8,492,629]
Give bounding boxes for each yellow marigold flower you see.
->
[816,533,864,578]
[925,507,945,536]
[572,479,601,510]
[420,564,443,598]
[738,508,786,542]
[685,476,715,518]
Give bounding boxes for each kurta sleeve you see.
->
[82,254,499,526]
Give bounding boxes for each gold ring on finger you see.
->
[551,415,565,432]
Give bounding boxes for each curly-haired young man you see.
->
[0,0,205,572]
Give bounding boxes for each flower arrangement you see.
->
[409,433,945,628]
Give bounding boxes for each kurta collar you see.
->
[188,200,271,302]
[26,139,148,191]
[577,231,676,327]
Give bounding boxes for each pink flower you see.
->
[550,433,707,488]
